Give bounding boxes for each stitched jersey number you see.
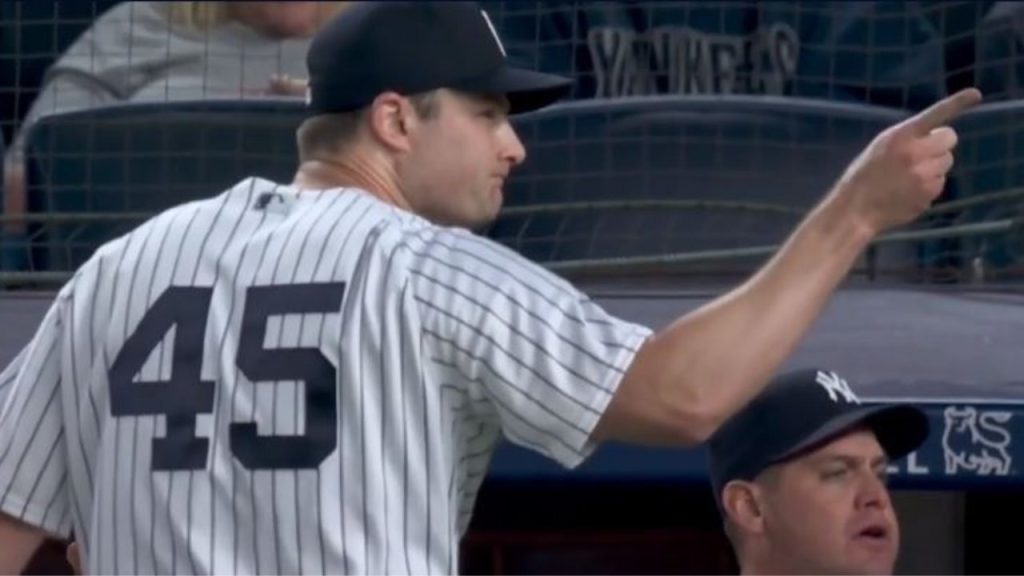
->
[108,287,214,470]
[109,283,345,471]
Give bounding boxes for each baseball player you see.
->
[707,368,930,575]
[0,2,979,574]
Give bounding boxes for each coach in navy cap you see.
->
[708,368,929,575]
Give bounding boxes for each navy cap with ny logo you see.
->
[707,368,929,503]
[305,1,573,115]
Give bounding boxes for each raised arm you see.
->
[594,88,982,445]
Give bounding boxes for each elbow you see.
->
[614,337,732,446]
[656,354,749,445]
[659,378,724,446]
[610,336,738,446]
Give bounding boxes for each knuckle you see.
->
[882,139,913,164]
[894,141,919,164]
[874,130,899,150]
[930,127,958,150]
[905,148,922,166]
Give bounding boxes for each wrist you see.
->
[814,185,878,254]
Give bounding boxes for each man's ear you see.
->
[366,91,416,153]
[722,480,767,536]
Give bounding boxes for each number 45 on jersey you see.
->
[108,283,344,472]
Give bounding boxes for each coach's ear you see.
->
[721,480,765,536]
[367,91,417,153]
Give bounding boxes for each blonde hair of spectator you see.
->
[159,2,350,35]
[160,2,232,33]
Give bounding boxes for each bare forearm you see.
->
[647,189,872,443]
[0,512,48,574]
[596,88,980,447]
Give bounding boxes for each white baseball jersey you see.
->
[0,177,651,575]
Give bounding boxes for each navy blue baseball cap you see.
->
[305,1,573,115]
[708,368,929,504]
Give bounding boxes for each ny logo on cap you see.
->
[481,10,506,57]
[815,370,860,404]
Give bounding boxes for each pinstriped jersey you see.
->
[0,176,652,575]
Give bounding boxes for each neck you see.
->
[292,153,412,213]
[739,553,802,576]
[738,558,762,575]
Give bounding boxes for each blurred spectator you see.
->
[19,2,343,124]
[3,1,347,267]
[976,1,1024,101]
[0,1,123,146]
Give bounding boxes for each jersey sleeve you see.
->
[0,347,29,413]
[406,227,652,469]
[0,295,71,538]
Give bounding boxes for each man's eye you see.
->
[822,468,848,480]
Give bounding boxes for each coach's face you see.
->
[398,89,526,230]
[755,428,899,575]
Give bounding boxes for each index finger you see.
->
[901,88,983,136]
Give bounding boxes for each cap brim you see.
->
[452,65,573,115]
[770,404,930,465]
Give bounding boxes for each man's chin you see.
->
[429,199,503,232]
[838,555,897,576]
[437,212,497,233]
[467,215,498,234]
[467,205,503,233]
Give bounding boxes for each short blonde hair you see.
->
[157,2,352,34]
[158,2,232,33]
[296,91,440,162]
